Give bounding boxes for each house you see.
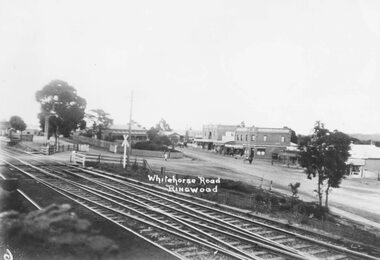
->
[346,143,380,179]
[160,130,185,144]
[21,125,41,136]
[0,121,10,136]
[102,122,148,144]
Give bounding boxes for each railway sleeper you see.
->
[325,255,350,260]
[227,241,242,246]
[246,227,264,232]
[174,246,199,253]
[252,250,269,256]
[182,250,212,258]
[239,223,254,228]
[255,230,274,235]
[267,235,287,241]
[161,241,189,248]
[293,244,312,250]
[140,227,153,233]
[157,236,172,243]
[226,220,242,225]
[237,244,255,250]
[306,248,328,255]
[273,238,295,244]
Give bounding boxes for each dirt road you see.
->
[146,147,380,229]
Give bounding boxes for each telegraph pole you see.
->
[127,91,133,168]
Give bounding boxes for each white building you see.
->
[347,143,380,179]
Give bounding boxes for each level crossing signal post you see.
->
[122,134,130,169]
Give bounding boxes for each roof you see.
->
[161,130,185,136]
[107,123,146,131]
[256,128,290,134]
[236,127,251,132]
[349,144,380,159]
[346,158,366,166]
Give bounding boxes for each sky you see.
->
[1,0,380,135]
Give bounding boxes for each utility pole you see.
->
[127,91,133,168]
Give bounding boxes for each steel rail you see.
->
[65,165,302,254]
[15,159,301,260]
[1,147,378,260]
[0,166,41,210]
[1,158,252,260]
[72,165,379,260]
[50,166,310,260]
[1,149,306,259]
[49,166,306,260]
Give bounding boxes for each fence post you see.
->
[98,154,101,165]
[161,167,165,178]
[269,180,272,191]
[259,178,263,189]
[82,154,86,167]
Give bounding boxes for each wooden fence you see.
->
[72,135,118,149]
[70,152,152,171]
[40,144,90,155]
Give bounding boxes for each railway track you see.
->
[0,147,379,260]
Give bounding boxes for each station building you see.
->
[102,122,148,144]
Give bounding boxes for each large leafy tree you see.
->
[86,109,113,139]
[9,115,27,132]
[299,121,351,208]
[36,80,87,138]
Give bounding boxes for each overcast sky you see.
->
[1,0,379,135]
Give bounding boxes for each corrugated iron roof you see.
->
[350,144,380,159]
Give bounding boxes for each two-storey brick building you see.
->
[234,127,291,159]
[196,124,238,150]
[197,124,292,159]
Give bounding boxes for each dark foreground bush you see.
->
[0,204,118,259]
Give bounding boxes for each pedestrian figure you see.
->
[248,154,253,164]
[164,151,168,161]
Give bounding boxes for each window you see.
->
[251,135,255,141]
[240,135,243,141]
[236,135,239,141]
[281,136,285,142]
[245,135,248,141]
[257,148,266,156]
[263,135,267,142]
